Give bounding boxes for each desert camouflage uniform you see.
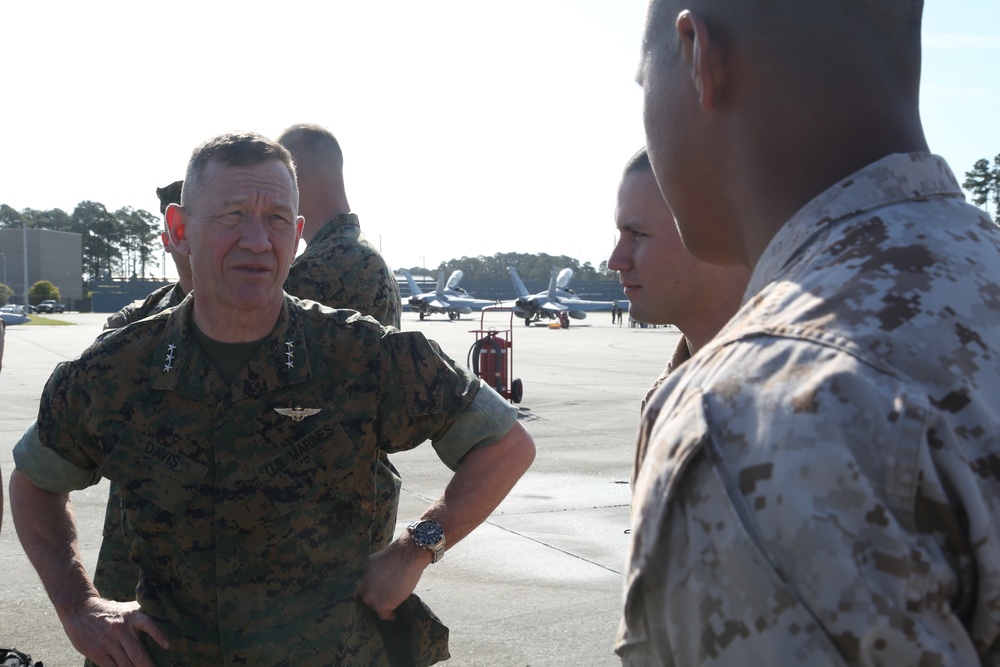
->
[630,336,690,490]
[285,212,404,553]
[617,153,1000,665]
[92,282,187,614]
[15,295,516,666]
[285,213,402,329]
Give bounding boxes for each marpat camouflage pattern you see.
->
[285,213,402,330]
[617,153,1000,665]
[21,296,483,665]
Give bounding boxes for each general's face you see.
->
[181,159,302,315]
[609,168,706,325]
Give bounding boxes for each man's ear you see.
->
[677,10,724,111]
[165,204,191,256]
[295,216,305,247]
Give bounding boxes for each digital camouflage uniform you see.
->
[15,295,516,666]
[630,336,690,490]
[284,212,404,553]
[91,282,188,617]
[617,153,1000,665]
[285,213,401,330]
[102,283,186,332]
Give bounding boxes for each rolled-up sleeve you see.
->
[12,421,101,493]
[432,380,518,471]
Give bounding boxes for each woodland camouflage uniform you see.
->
[89,282,188,620]
[285,213,402,329]
[618,154,1000,665]
[284,211,405,555]
[16,295,516,665]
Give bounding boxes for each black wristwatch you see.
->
[407,519,446,563]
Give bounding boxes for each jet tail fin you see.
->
[401,270,424,296]
[547,269,560,301]
[507,267,530,298]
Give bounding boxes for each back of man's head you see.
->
[183,132,297,212]
[645,0,923,102]
[275,124,350,239]
[156,180,183,216]
[277,123,344,172]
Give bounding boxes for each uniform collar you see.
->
[149,294,312,401]
[310,212,360,246]
[745,153,964,300]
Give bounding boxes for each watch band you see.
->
[407,520,446,563]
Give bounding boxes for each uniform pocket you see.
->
[255,418,376,570]
[99,431,207,564]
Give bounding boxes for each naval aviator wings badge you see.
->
[274,406,322,422]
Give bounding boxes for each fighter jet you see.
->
[400,269,497,320]
[506,267,620,326]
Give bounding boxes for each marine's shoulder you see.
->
[289,295,388,334]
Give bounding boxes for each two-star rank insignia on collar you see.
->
[273,406,322,422]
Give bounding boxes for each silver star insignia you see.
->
[274,406,322,421]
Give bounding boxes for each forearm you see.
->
[359,422,535,618]
[10,469,98,617]
[420,421,535,549]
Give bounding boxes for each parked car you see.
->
[1,304,27,315]
[36,300,65,313]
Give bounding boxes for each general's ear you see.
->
[677,10,724,111]
[165,204,191,256]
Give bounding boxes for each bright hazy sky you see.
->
[2,1,998,281]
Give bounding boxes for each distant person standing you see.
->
[277,124,401,329]
[608,147,748,482]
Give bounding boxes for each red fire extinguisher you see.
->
[469,332,508,396]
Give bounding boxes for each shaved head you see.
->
[277,123,344,173]
[276,123,350,242]
[639,0,928,268]
[644,0,923,98]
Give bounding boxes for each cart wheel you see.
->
[511,378,523,404]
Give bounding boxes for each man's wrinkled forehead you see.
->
[200,158,298,210]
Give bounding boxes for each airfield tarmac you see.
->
[0,310,678,666]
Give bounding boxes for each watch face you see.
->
[412,520,444,547]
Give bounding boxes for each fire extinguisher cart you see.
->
[467,307,523,404]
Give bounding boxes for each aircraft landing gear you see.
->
[419,312,425,321]
[524,316,532,326]
[448,311,458,321]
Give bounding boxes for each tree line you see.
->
[404,252,617,283]
[0,202,616,299]
[0,202,163,289]
[6,155,995,301]
[964,155,1000,217]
